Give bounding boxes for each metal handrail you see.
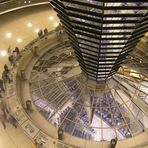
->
[0,0,49,15]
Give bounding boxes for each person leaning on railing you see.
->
[43,28,48,40]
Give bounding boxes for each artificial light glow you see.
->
[35,28,40,33]
[6,32,12,38]
[17,38,22,43]
[27,22,32,27]
[54,22,59,27]
[0,50,7,57]
[130,69,139,78]
[57,68,62,71]
[49,16,53,20]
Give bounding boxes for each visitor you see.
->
[9,114,17,128]
[4,64,9,73]
[8,54,16,67]
[0,114,6,129]
[2,70,12,83]
[7,45,11,55]
[0,100,9,129]
[8,54,13,65]
[0,88,2,98]
[0,100,9,120]
[44,28,48,34]
[15,46,20,55]
[0,79,5,92]
[44,28,48,40]
[38,29,43,39]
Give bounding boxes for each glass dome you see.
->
[29,39,148,141]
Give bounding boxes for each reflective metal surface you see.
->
[0,0,49,14]
[50,0,148,81]
[29,36,148,141]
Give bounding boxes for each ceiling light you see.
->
[0,50,7,57]
[35,28,40,33]
[28,1,31,3]
[17,38,22,43]
[27,22,32,27]
[54,22,59,27]
[57,68,62,71]
[24,1,27,4]
[6,32,12,38]
[49,16,53,20]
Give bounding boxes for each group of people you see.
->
[1,46,21,87]
[38,28,48,39]
[0,60,17,130]
[0,27,63,147]
[29,28,49,57]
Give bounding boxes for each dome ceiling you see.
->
[29,39,148,141]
